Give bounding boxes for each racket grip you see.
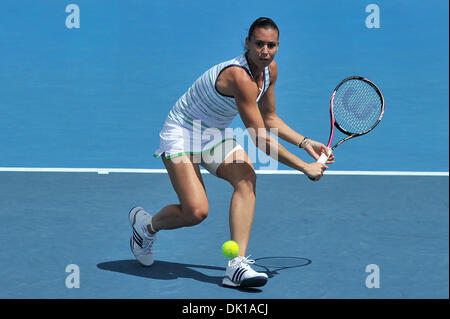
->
[317,148,332,164]
[308,148,332,181]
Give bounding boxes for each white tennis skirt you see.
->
[153,119,243,176]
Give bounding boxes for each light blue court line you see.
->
[0,167,448,176]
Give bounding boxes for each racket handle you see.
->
[308,148,332,181]
[317,149,332,164]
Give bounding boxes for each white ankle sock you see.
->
[146,216,156,234]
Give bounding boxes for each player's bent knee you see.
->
[182,205,209,226]
[246,169,257,184]
[235,168,257,191]
[236,178,256,196]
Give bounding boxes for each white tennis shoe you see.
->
[222,256,268,288]
[129,206,156,266]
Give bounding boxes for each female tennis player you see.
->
[128,17,333,288]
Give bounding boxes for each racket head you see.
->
[331,76,385,139]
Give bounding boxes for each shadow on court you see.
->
[254,257,312,278]
[97,260,225,286]
[97,259,266,293]
[97,256,312,293]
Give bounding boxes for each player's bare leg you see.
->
[151,154,209,232]
[216,149,256,257]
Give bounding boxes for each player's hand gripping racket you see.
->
[310,76,385,181]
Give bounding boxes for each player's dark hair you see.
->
[247,17,279,40]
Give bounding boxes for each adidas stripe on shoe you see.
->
[222,256,268,288]
[129,206,156,266]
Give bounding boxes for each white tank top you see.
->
[166,53,271,131]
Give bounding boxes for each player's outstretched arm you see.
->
[230,68,326,179]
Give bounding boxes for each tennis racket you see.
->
[310,76,385,181]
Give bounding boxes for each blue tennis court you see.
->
[0,0,448,300]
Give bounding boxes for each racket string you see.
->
[333,79,382,134]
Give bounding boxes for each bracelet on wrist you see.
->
[298,136,308,148]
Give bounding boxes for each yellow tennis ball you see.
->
[222,240,239,259]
